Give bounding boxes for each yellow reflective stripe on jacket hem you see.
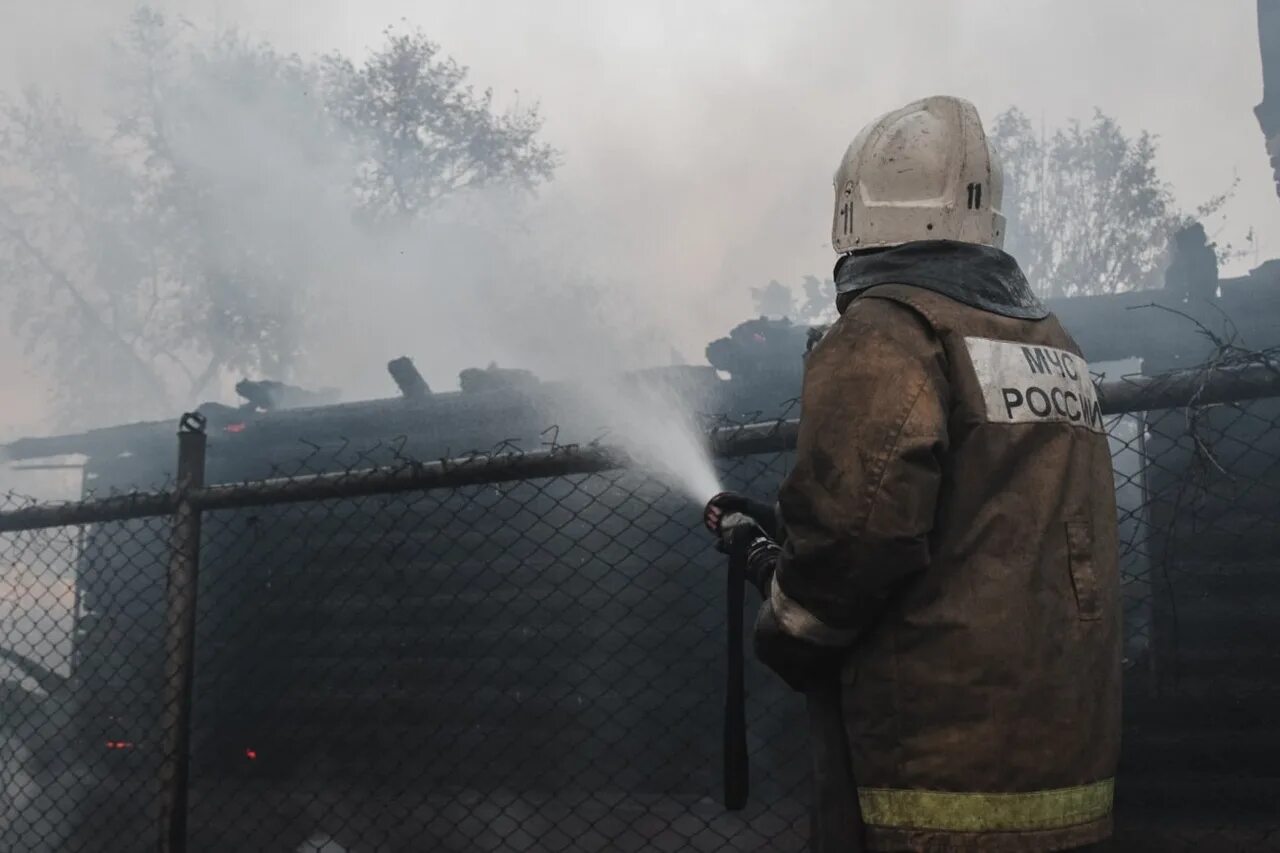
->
[858,779,1114,833]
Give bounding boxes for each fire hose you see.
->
[723,538,750,810]
[705,493,770,811]
[705,494,866,850]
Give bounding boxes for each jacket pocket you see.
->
[1066,520,1102,621]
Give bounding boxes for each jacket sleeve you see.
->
[754,296,950,691]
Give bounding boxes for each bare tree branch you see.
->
[0,202,171,410]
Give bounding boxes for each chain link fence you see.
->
[2,364,1280,852]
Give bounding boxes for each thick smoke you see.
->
[1,1,1276,442]
[170,78,726,496]
[0,9,727,505]
[158,39,727,500]
[158,48,669,399]
[0,12,692,410]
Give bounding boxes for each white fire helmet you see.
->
[832,95,1005,253]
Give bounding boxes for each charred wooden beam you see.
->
[1258,0,1280,198]
[1,420,175,464]
[235,379,338,411]
[1045,271,1280,366]
[387,356,431,399]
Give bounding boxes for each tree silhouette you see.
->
[0,9,558,428]
[990,107,1238,298]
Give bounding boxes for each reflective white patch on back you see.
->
[963,337,1105,433]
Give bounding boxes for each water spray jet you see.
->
[569,370,723,506]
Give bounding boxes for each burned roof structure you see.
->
[5,254,1280,848]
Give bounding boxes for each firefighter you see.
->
[705,95,1121,852]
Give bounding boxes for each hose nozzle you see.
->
[704,491,737,534]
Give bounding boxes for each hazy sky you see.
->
[1,1,1276,436]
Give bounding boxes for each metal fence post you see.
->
[157,413,207,853]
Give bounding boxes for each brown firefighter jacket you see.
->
[752,240,1121,853]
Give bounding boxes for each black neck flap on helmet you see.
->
[833,240,1048,320]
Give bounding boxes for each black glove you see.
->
[703,491,779,541]
[708,510,780,598]
[714,512,768,558]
